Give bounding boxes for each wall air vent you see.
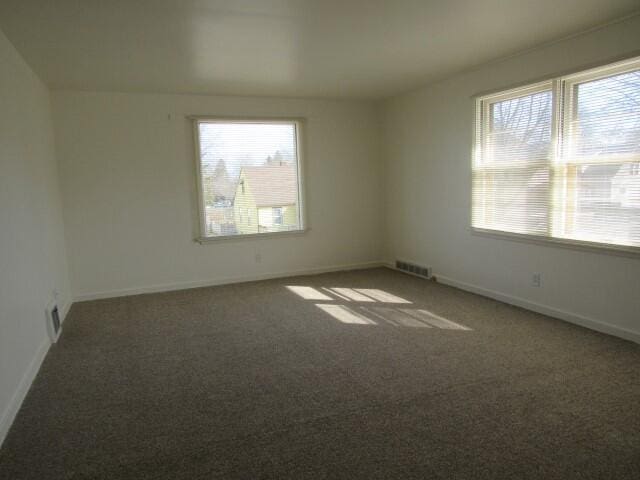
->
[395,260,432,279]
[46,300,62,343]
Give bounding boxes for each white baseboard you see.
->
[0,301,71,448]
[60,300,71,324]
[0,339,50,448]
[433,273,640,344]
[74,261,386,302]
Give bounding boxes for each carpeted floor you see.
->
[0,267,639,479]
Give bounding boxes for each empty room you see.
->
[1,1,639,478]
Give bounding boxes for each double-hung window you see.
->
[193,118,305,240]
[473,56,640,252]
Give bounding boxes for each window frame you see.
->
[471,55,640,257]
[191,116,308,243]
[473,80,555,236]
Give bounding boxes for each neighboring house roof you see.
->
[239,165,298,207]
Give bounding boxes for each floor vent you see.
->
[46,300,62,343]
[395,260,432,279]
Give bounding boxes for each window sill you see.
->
[470,227,640,259]
[196,228,309,244]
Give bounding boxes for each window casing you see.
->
[473,56,640,253]
[193,118,306,241]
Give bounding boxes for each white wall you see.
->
[0,29,71,444]
[382,15,640,342]
[52,92,384,299]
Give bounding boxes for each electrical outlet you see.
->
[532,273,541,287]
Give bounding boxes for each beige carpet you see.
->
[0,267,639,479]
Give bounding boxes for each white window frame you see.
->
[472,55,640,256]
[191,117,308,243]
[473,80,555,236]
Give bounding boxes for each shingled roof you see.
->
[239,165,298,207]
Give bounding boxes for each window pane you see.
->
[473,167,549,235]
[571,70,640,158]
[474,88,553,236]
[197,122,302,237]
[487,90,553,165]
[557,162,640,246]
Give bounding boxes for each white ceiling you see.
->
[0,0,638,99]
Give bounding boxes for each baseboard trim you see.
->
[60,300,71,324]
[0,301,72,449]
[433,273,640,344]
[74,261,386,302]
[0,338,50,448]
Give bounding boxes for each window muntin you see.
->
[474,57,640,251]
[193,119,305,240]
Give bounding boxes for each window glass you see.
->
[195,121,303,238]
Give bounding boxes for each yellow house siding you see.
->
[283,205,297,226]
[257,205,298,232]
[234,168,301,234]
[233,171,259,234]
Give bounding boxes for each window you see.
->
[473,56,640,252]
[273,207,284,225]
[193,118,305,240]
